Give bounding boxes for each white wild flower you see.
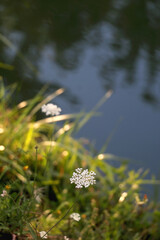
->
[39,231,47,239]
[70,168,96,188]
[70,212,81,221]
[64,236,70,240]
[1,190,7,197]
[41,103,61,116]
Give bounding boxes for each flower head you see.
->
[70,213,81,221]
[70,168,96,188]
[41,103,61,116]
[39,231,47,239]
[64,236,69,240]
[1,190,7,197]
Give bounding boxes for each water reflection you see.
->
[0,0,160,104]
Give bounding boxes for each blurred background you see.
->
[0,0,160,178]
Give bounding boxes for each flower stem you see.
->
[33,145,38,187]
[42,201,77,238]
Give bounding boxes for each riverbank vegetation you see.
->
[0,80,160,240]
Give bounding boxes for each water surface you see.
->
[0,0,160,179]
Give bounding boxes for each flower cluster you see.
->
[70,212,81,221]
[41,103,61,116]
[39,231,47,239]
[70,168,96,188]
[1,190,7,197]
[64,236,69,240]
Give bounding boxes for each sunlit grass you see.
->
[0,80,160,239]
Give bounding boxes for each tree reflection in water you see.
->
[0,0,160,104]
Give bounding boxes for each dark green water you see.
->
[0,0,160,179]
